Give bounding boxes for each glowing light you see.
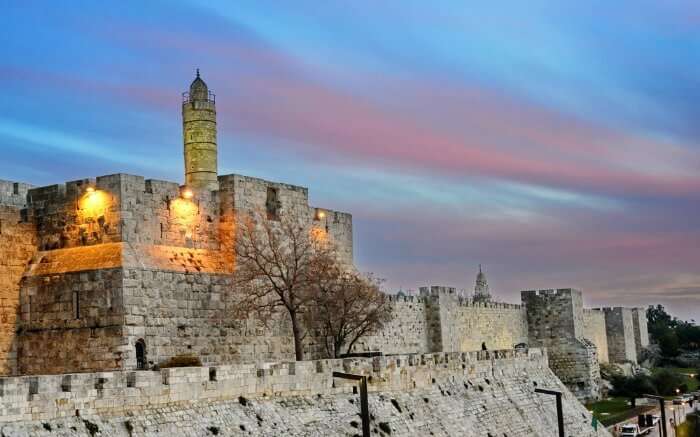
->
[170,198,198,231]
[318,211,325,219]
[182,188,194,199]
[310,226,329,244]
[79,189,108,218]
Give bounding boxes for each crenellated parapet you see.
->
[0,348,546,422]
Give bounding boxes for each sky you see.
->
[1,1,699,320]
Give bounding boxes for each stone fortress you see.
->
[0,73,648,435]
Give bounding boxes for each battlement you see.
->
[0,348,545,422]
[522,287,578,297]
[0,179,32,208]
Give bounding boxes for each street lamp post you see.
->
[644,395,668,437]
[333,372,370,437]
[535,388,564,437]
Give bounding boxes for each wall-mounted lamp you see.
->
[181,188,194,199]
[314,208,326,221]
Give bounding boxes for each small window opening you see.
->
[266,187,280,220]
[12,183,19,195]
[135,339,147,370]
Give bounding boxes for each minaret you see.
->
[183,69,219,191]
[473,264,492,303]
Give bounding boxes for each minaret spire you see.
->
[473,264,491,303]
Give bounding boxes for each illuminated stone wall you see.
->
[1,172,353,375]
[18,267,126,374]
[0,204,36,374]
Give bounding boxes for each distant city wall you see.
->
[602,307,637,364]
[354,288,527,356]
[631,308,650,361]
[0,348,609,437]
[583,309,609,363]
[522,289,601,401]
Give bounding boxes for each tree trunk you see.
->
[290,312,305,361]
[334,336,343,359]
[630,397,636,409]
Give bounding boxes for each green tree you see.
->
[651,369,685,396]
[676,321,700,350]
[610,374,657,408]
[647,305,677,343]
[658,328,681,358]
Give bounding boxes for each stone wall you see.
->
[354,287,527,357]
[218,174,353,264]
[18,268,126,375]
[5,172,354,375]
[354,295,429,355]
[631,308,650,360]
[583,309,609,363]
[522,289,601,401]
[0,179,31,208]
[436,291,527,353]
[0,349,609,437]
[0,205,36,375]
[603,307,637,364]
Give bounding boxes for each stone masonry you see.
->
[0,348,609,437]
[522,289,601,401]
[0,201,36,375]
[602,307,638,364]
[583,309,609,363]
[631,307,650,361]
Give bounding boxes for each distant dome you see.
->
[189,69,209,101]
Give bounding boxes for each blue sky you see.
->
[2,1,699,319]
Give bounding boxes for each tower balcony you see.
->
[182,91,216,104]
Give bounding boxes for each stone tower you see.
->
[473,264,491,303]
[183,70,219,191]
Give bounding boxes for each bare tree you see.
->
[232,209,335,361]
[304,265,393,358]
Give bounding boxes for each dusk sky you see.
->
[2,1,699,320]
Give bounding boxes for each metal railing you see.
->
[182,91,216,104]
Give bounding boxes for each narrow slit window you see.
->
[73,291,80,319]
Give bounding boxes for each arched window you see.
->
[135,339,146,370]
